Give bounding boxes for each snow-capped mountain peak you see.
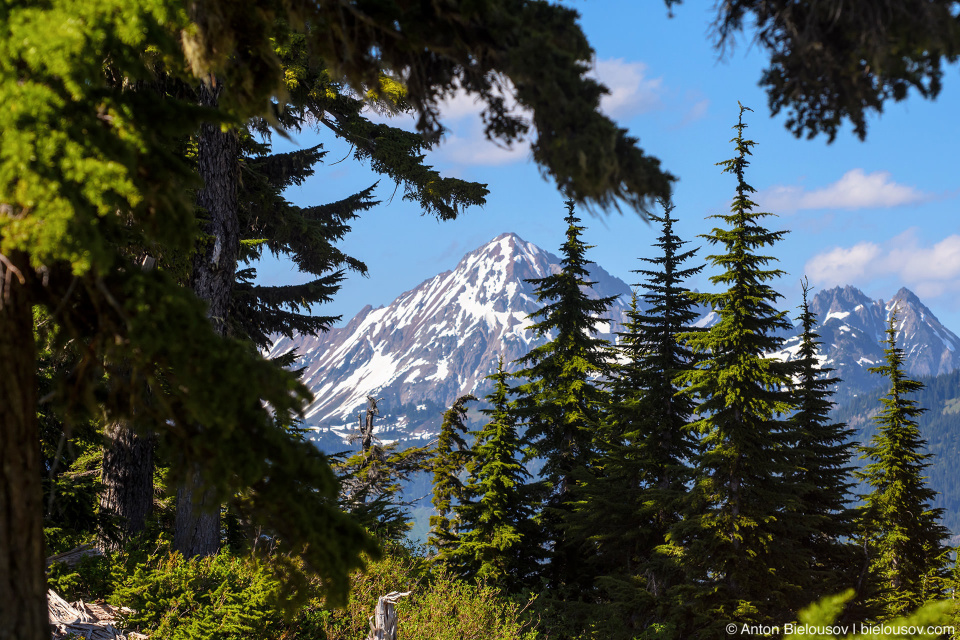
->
[267,233,630,435]
[773,285,960,399]
[270,235,960,441]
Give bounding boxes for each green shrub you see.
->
[318,545,538,640]
[111,551,291,640]
[783,590,951,640]
[47,553,115,602]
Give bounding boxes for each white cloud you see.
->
[365,57,662,168]
[589,59,663,120]
[757,169,934,213]
[805,242,883,287]
[435,131,530,167]
[805,230,960,299]
[677,98,709,127]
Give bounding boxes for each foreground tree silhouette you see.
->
[699,0,960,141]
[856,310,951,619]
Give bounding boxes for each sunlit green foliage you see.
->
[669,106,799,633]
[856,311,952,619]
[429,394,476,557]
[449,359,542,592]
[574,201,703,635]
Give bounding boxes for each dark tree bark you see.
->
[189,83,240,337]
[0,251,47,640]
[173,82,240,558]
[98,257,157,552]
[173,468,222,558]
[361,396,380,458]
[98,420,155,551]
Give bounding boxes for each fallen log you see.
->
[45,543,104,569]
[47,589,146,640]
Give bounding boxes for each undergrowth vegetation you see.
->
[47,540,539,640]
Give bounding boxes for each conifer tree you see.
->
[781,280,858,607]
[335,397,434,541]
[669,106,798,631]
[514,200,614,589]
[2,1,678,632]
[856,309,951,619]
[450,359,541,592]
[429,394,476,558]
[579,201,703,628]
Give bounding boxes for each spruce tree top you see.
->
[517,200,615,481]
[684,106,793,368]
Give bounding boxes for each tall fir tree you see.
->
[669,106,799,634]
[856,308,951,619]
[450,359,542,592]
[514,200,614,590]
[577,201,703,632]
[780,279,858,608]
[429,394,477,559]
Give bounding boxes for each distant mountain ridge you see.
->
[268,233,960,442]
[773,285,960,402]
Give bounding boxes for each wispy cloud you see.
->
[676,98,709,128]
[805,229,960,299]
[756,169,935,213]
[589,59,663,120]
[368,57,665,168]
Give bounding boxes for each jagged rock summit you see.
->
[267,232,631,440]
[774,285,960,399]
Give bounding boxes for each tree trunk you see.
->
[173,470,221,558]
[173,81,239,558]
[189,82,239,337]
[366,591,411,640]
[98,420,155,551]
[98,257,157,552]
[0,251,47,640]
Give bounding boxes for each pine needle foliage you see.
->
[671,106,799,631]
[782,280,858,607]
[451,358,542,592]
[231,134,377,350]
[514,200,615,588]
[581,200,704,627]
[429,394,477,558]
[856,309,952,619]
[262,29,490,222]
[334,439,434,543]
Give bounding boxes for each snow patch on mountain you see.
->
[268,236,960,442]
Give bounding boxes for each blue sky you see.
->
[258,1,960,334]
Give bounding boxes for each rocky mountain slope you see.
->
[268,233,960,444]
[267,232,633,442]
[773,285,960,402]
